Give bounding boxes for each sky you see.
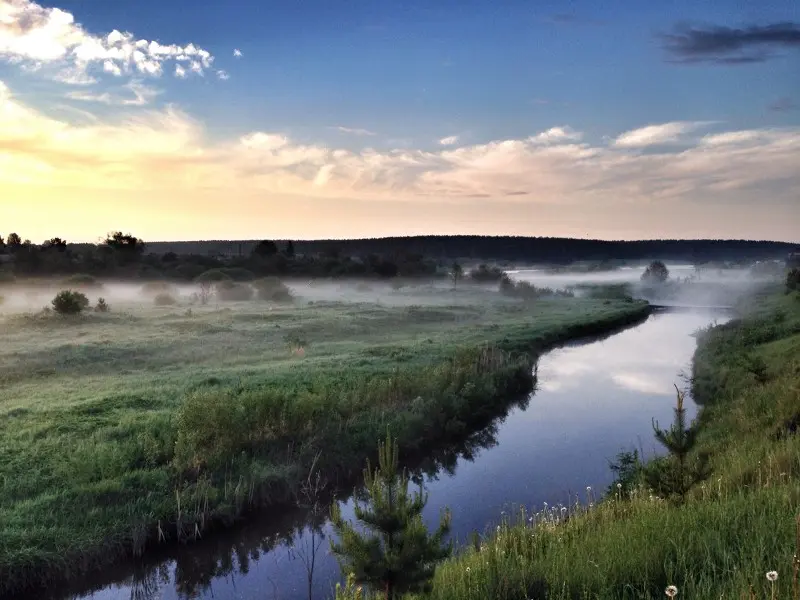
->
[0,0,798,243]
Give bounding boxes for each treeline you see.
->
[139,236,798,264]
[0,232,440,281]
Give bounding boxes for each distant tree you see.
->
[0,236,5,252]
[43,237,68,252]
[468,264,505,283]
[450,262,464,289]
[787,268,800,292]
[641,260,669,283]
[104,232,145,264]
[253,240,278,258]
[330,434,451,599]
[285,240,296,258]
[6,233,21,252]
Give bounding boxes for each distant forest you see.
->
[1,233,796,282]
[141,236,797,264]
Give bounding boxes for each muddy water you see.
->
[67,309,725,600]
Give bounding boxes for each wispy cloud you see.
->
[0,0,216,82]
[438,135,459,146]
[65,80,160,106]
[660,21,800,64]
[768,97,797,112]
[216,70,230,81]
[1,79,797,238]
[233,48,243,58]
[333,126,376,136]
[613,121,713,147]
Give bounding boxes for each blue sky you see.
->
[1,0,798,241]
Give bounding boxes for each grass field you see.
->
[0,280,650,596]
[410,286,800,600]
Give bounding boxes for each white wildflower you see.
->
[766,571,778,582]
[665,585,678,597]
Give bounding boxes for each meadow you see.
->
[404,285,800,600]
[0,279,650,596]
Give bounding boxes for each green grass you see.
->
[417,287,800,600]
[0,284,650,596]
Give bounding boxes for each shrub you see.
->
[786,268,800,292]
[59,273,101,289]
[253,277,293,302]
[51,290,90,315]
[94,298,109,313]
[215,280,254,302]
[469,264,506,283]
[153,292,178,306]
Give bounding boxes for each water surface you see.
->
[69,309,723,600]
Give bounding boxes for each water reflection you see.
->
[66,310,722,600]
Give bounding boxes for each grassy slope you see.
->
[420,286,800,600]
[0,287,649,595]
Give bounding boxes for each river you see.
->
[61,306,726,600]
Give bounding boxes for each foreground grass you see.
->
[0,284,649,596]
[417,287,800,600]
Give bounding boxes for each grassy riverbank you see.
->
[0,283,649,596]
[419,285,800,600]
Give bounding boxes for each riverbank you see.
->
[0,290,650,597]
[419,285,800,600]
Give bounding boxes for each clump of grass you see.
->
[94,297,110,313]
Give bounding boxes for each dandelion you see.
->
[665,585,678,597]
[466,567,471,574]
[766,571,778,582]
[617,482,622,489]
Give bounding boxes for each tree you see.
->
[285,240,296,258]
[253,240,278,258]
[6,233,21,253]
[646,385,710,501]
[104,232,145,265]
[641,260,669,283]
[330,434,452,599]
[787,268,800,292]
[43,237,68,251]
[450,262,463,289]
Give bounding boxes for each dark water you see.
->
[68,309,724,600]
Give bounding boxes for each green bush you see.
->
[787,268,800,292]
[153,292,178,306]
[51,290,90,315]
[215,280,254,302]
[253,277,293,302]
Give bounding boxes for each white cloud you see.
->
[334,126,376,136]
[0,0,215,82]
[216,70,229,81]
[174,64,186,78]
[613,121,712,148]
[233,48,242,58]
[66,80,160,106]
[438,135,459,146]
[0,79,797,238]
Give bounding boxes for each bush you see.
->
[469,264,506,283]
[52,290,90,315]
[215,280,254,302]
[59,274,101,289]
[153,293,178,306]
[786,268,800,292]
[253,277,293,303]
[641,260,669,283]
[94,298,109,313]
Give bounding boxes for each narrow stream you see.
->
[68,309,726,600]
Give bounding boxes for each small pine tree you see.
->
[330,434,452,600]
[647,385,710,501]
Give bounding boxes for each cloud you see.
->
[66,80,160,106]
[768,97,797,112]
[334,126,376,136]
[0,79,797,237]
[233,48,242,58]
[613,121,712,148]
[438,135,459,146]
[216,70,229,81]
[660,21,800,64]
[0,0,216,82]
